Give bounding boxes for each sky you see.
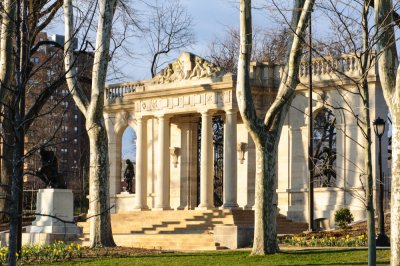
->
[46,0,329,83]
[112,0,258,82]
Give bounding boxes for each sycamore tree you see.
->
[63,0,117,247]
[236,0,314,254]
[373,0,400,264]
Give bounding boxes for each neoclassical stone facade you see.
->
[104,52,388,227]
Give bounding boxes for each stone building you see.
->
[103,51,389,229]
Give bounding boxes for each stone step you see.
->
[77,210,308,250]
[77,233,217,250]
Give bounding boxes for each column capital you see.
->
[155,113,172,120]
[224,108,238,114]
[199,109,216,116]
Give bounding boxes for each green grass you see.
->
[47,249,390,266]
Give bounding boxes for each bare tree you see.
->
[0,2,68,264]
[207,26,290,73]
[236,0,314,255]
[143,0,195,77]
[315,1,377,264]
[64,0,117,248]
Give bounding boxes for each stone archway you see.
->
[313,108,336,187]
[121,127,137,193]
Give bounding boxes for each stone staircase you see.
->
[77,210,307,250]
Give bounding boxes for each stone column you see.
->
[154,115,171,210]
[104,115,121,207]
[222,109,239,209]
[134,117,148,210]
[197,110,214,209]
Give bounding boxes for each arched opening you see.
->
[313,108,336,187]
[121,127,137,193]
[196,114,224,207]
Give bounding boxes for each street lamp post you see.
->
[308,8,315,232]
[373,117,390,247]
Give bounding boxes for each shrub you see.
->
[334,208,354,229]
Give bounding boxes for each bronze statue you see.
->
[36,147,66,189]
[124,159,134,193]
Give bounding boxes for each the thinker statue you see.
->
[36,147,66,189]
[124,159,134,193]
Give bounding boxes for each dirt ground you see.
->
[288,213,390,240]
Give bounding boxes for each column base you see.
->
[195,205,215,210]
[220,203,241,210]
[152,207,173,211]
[132,206,149,211]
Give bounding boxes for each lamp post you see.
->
[373,117,390,247]
[307,8,315,232]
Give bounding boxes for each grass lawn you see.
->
[49,249,390,266]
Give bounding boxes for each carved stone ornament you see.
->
[154,52,224,84]
[237,142,248,164]
[169,147,181,168]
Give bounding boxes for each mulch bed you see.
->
[281,213,391,240]
[78,246,167,258]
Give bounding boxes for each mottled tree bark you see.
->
[374,0,400,265]
[236,0,314,255]
[64,0,116,247]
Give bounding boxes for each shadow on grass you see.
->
[279,248,363,255]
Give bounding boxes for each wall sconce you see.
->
[169,147,180,168]
[237,142,248,164]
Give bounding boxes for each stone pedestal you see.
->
[26,189,81,235]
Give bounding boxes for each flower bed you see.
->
[280,234,368,247]
[0,241,81,264]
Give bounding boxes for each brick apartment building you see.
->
[24,32,91,212]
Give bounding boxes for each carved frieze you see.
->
[153,52,224,84]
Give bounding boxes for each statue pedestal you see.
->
[26,189,81,235]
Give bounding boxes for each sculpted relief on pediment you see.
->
[154,52,225,84]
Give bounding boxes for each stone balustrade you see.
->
[105,54,374,103]
[105,81,145,101]
[299,54,373,80]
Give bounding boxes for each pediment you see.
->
[152,52,225,84]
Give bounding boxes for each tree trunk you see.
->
[252,135,279,254]
[391,114,400,265]
[87,119,115,247]
[0,108,13,222]
[236,0,313,255]
[362,80,376,265]
[360,2,376,264]
[64,0,117,247]
[8,117,24,266]
[0,0,16,224]
[374,1,399,264]
[0,0,15,104]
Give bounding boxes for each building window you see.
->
[31,57,39,64]
[73,138,78,144]
[74,127,78,132]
